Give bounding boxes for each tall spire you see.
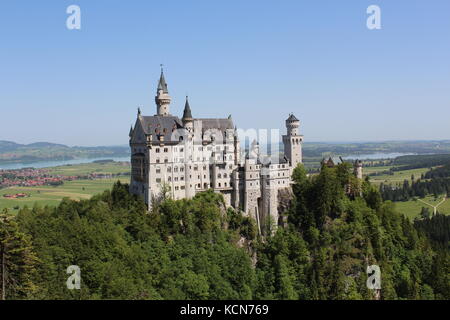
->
[182,96,193,120]
[155,65,171,116]
[157,64,169,94]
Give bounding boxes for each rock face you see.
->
[277,187,294,227]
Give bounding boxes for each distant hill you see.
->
[301,140,450,158]
[0,140,130,164]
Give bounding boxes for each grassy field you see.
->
[0,178,129,212]
[364,165,450,219]
[0,161,131,212]
[47,161,130,176]
[393,195,450,220]
[366,167,430,186]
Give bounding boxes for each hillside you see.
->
[1,164,448,300]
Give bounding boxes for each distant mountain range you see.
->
[2,139,450,165]
[0,140,130,164]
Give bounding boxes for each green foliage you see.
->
[0,214,38,299]
[1,168,448,300]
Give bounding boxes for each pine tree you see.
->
[0,213,38,300]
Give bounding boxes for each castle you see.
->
[130,70,361,234]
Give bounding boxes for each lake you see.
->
[0,157,130,170]
[342,153,415,160]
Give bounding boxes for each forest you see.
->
[0,163,449,300]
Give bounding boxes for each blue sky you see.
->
[0,0,449,146]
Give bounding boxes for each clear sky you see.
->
[1,0,449,146]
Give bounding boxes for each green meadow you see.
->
[366,167,430,186]
[393,195,450,220]
[0,178,130,211]
[363,165,450,219]
[47,161,130,176]
[0,161,131,212]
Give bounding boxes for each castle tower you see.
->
[354,160,363,179]
[233,126,240,165]
[155,67,171,116]
[282,114,303,168]
[182,96,193,133]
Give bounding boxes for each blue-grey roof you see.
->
[140,115,183,143]
[196,118,234,132]
[182,97,193,119]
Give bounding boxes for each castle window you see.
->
[181,176,184,181]
[174,166,178,172]
[223,173,227,178]
[218,183,221,187]
[224,182,227,187]
[156,167,161,174]
[168,177,172,182]
[167,166,171,172]
[175,186,179,191]
[164,158,168,163]
[156,178,161,183]
[164,148,168,152]
[180,148,184,152]
[181,186,185,190]
[156,158,160,163]
[156,148,160,153]
[218,174,222,178]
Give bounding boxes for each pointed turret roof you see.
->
[157,69,169,93]
[287,113,299,122]
[182,96,193,120]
